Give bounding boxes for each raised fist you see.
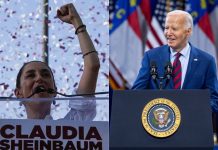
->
[57,3,83,28]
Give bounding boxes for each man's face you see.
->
[16,62,56,98]
[164,13,192,52]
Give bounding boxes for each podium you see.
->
[110,90,214,150]
[0,97,109,150]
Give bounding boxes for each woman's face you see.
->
[15,62,56,99]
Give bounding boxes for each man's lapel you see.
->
[182,46,200,88]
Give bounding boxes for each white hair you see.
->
[167,10,193,30]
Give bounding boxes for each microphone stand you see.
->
[150,61,172,90]
[158,77,164,90]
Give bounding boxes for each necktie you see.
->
[173,53,182,89]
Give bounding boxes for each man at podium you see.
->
[132,10,218,113]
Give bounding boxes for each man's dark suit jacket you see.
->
[132,44,218,112]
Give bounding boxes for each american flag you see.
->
[144,0,185,50]
[109,0,218,89]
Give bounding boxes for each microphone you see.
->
[27,86,47,98]
[164,62,173,88]
[150,61,158,80]
[150,61,159,89]
[34,86,47,93]
[164,62,173,80]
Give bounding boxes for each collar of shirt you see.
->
[170,43,190,59]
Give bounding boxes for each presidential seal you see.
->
[141,98,181,138]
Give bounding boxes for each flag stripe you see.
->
[109,73,120,89]
[149,19,164,46]
[198,13,215,43]
[146,29,160,48]
[110,59,128,87]
[128,8,142,40]
[146,40,153,49]
[139,0,152,22]
[151,18,167,44]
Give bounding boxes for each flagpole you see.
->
[42,0,49,64]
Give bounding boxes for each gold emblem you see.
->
[141,98,181,138]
